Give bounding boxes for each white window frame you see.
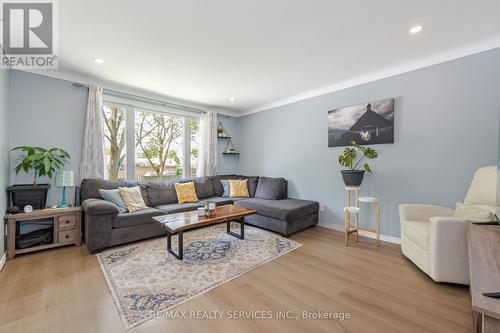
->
[102,96,200,181]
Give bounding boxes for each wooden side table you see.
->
[4,206,82,260]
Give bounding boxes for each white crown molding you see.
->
[16,68,240,118]
[239,38,500,117]
[317,221,401,245]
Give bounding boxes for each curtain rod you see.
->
[72,82,204,114]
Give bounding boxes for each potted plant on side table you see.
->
[9,146,70,210]
[338,140,378,186]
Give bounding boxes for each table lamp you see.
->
[55,171,74,208]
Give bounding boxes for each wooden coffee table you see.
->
[152,204,257,260]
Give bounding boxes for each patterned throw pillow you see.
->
[229,179,250,198]
[99,189,128,213]
[174,182,199,204]
[220,179,230,197]
[118,186,148,212]
[455,202,495,222]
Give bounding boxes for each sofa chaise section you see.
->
[235,198,319,236]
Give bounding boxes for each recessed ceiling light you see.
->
[93,57,104,64]
[229,97,235,101]
[409,25,424,34]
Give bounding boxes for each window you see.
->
[101,101,199,181]
[102,105,126,180]
[135,110,184,181]
[190,118,200,176]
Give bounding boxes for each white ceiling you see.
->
[56,0,500,115]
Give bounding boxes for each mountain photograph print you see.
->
[328,98,395,147]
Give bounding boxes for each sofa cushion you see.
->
[112,208,165,229]
[146,180,178,206]
[235,198,318,222]
[155,202,203,214]
[241,176,259,197]
[229,179,250,198]
[202,196,236,206]
[98,189,128,213]
[401,221,430,250]
[119,186,149,212]
[254,177,287,200]
[174,182,199,204]
[180,176,215,199]
[80,178,149,205]
[211,174,238,196]
[220,179,230,197]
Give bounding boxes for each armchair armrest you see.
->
[429,216,470,284]
[399,204,454,222]
[82,198,119,216]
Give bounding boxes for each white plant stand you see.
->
[344,186,380,246]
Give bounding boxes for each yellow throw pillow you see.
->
[229,179,250,198]
[175,182,199,204]
[118,186,148,212]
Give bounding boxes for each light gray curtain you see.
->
[197,110,218,177]
[79,85,106,182]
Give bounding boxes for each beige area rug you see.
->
[97,224,302,329]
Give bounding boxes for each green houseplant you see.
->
[338,141,378,186]
[9,146,70,209]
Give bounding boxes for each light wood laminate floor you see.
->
[0,227,472,333]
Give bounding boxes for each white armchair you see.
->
[399,166,499,285]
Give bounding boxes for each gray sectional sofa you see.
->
[81,175,319,253]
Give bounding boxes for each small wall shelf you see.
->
[218,121,240,155]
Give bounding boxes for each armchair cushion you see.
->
[464,166,497,206]
[401,221,429,250]
[454,202,495,222]
[399,204,454,222]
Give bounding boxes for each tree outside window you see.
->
[102,105,126,180]
[135,111,184,181]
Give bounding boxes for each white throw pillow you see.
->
[455,202,495,222]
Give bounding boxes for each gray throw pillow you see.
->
[220,179,230,197]
[99,189,128,213]
[255,177,287,200]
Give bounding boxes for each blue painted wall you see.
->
[9,71,88,207]
[236,48,500,237]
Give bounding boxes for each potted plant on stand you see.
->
[338,141,378,186]
[9,146,70,209]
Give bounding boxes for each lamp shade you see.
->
[55,171,75,187]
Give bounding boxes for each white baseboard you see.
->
[0,253,6,272]
[317,221,401,245]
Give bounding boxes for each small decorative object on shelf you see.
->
[338,140,378,186]
[217,121,230,138]
[204,201,217,216]
[223,138,240,155]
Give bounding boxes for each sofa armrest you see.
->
[429,216,470,284]
[399,204,454,222]
[82,198,119,216]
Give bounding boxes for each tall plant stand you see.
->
[344,187,381,246]
[345,187,360,243]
